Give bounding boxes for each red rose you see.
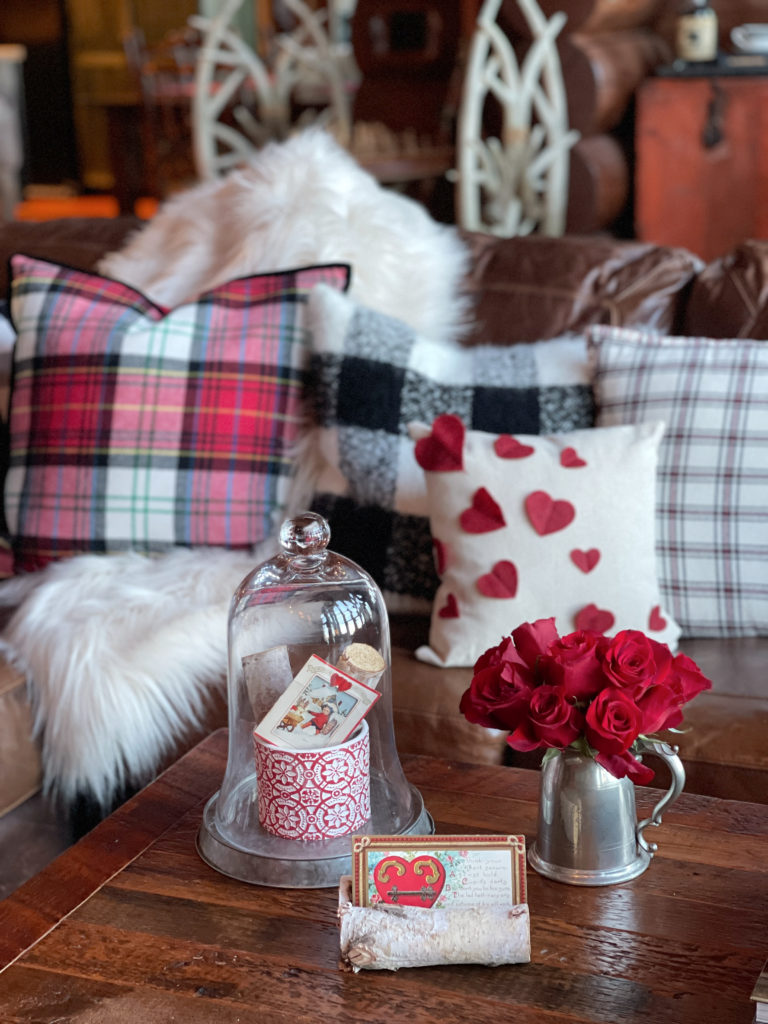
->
[601,630,673,698]
[508,684,584,752]
[665,653,712,704]
[461,619,712,785]
[634,683,684,734]
[633,650,712,733]
[546,629,609,700]
[595,749,655,786]
[472,634,525,675]
[585,686,643,755]
[459,660,534,732]
[510,618,559,670]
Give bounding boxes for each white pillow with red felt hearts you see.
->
[409,415,680,667]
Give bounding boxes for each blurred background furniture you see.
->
[192,0,460,214]
[2,2,767,252]
[191,0,356,180]
[635,69,768,261]
[122,25,201,200]
[0,44,26,220]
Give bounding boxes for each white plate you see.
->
[731,23,768,54]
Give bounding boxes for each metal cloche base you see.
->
[527,842,651,886]
[197,791,434,888]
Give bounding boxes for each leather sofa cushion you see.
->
[459,231,703,344]
[2,224,704,354]
[683,240,768,340]
[0,217,141,297]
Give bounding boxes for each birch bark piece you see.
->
[336,643,386,688]
[242,645,293,720]
[338,878,531,971]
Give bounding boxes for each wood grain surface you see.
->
[1,729,766,1023]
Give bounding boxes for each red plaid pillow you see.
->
[6,256,349,572]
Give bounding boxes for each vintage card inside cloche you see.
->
[254,653,380,750]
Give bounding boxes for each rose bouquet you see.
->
[459,618,712,784]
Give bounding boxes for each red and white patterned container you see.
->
[253,722,370,841]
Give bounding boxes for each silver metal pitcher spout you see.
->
[527,739,685,886]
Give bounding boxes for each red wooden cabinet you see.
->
[634,74,768,260]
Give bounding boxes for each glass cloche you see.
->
[197,512,433,887]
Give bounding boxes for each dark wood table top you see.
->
[1,729,766,1023]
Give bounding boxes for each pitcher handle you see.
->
[635,738,686,858]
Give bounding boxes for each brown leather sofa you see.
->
[0,217,765,819]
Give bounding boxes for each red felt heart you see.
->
[525,490,575,536]
[373,854,446,908]
[476,560,518,598]
[438,593,459,619]
[648,605,667,632]
[560,447,587,468]
[574,603,615,634]
[570,548,600,573]
[432,537,447,576]
[460,487,506,534]
[494,435,535,459]
[414,414,464,472]
[330,673,352,692]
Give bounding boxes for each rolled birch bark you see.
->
[338,879,531,972]
[336,643,386,688]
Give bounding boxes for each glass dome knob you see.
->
[279,512,331,556]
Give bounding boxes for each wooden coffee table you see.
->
[1,729,766,1023]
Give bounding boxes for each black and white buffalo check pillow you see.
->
[589,325,768,637]
[304,284,595,610]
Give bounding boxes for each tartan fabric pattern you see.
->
[589,325,768,636]
[7,256,349,572]
[305,285,595,609]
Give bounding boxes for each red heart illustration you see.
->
[330,672,352,692]
[414,414,464,472]
[460,487,506,533]
[438,593,459,619]
[560,447,587,468]
[574,603,615,634]
[494,435,535,459]
[373,854,446,908]
[570,548,600,573]
[525,491,575,536]
[432,537,447,576]
[648,605,667,631]
[477,560,518,598]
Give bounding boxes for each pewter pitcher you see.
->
[528,739,685,886]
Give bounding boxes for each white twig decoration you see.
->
[454,0,578,236]
[191,0,353,181]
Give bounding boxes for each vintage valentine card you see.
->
[351,835,527,909]
[254,654,380,751]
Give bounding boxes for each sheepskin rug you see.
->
[0,546,266,807]
[99,127,472,344]
[1,129,474,806]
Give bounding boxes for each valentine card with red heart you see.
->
[351,835,527,909]
[373,855,446,907]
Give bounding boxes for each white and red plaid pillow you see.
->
[6,255,349,572]
[589,326,768,637]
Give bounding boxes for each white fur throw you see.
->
[0,546,266,807]
[99,128,472,344]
